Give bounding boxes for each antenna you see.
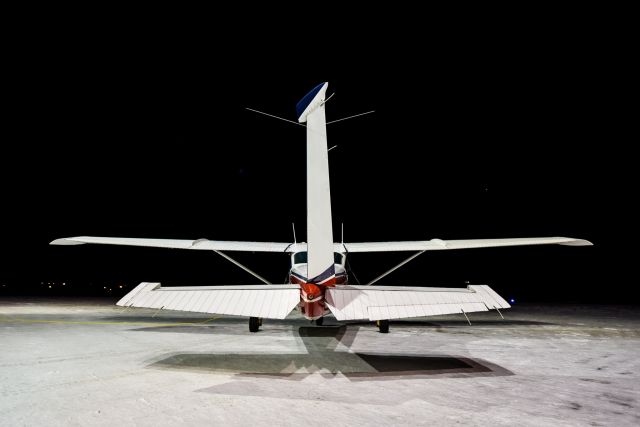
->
[326,110,375,125]
[292,223,297,244]
[245,108,306,127]
[320,92,335,106]
[341,222,344,245]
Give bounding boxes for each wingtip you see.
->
[560,238,593,246]
[50,237,85,245]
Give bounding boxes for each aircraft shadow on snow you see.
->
[138,324,515,381]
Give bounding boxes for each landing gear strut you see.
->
[249,317,261,332]
[376,319,389,333]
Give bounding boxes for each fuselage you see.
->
[288,250,348,319]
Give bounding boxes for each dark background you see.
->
[1,18,634,303]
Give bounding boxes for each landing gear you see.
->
[315,316,324,326]
[376,319,389,333]
[249,317,261,332]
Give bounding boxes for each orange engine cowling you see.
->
[299,283,327,320]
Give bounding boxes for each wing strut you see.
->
[213,250,272,285]
[461,309,472,325]
[365,250,427,286]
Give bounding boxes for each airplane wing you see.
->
[340,237,592,253]
[326,284,510,321]
[117,282,301,319]
[50,236,294,252]
[51,236,592,253]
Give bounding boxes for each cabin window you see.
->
[293,252,308,264]
[293,251,344,265]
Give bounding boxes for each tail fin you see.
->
[298,83,335,284]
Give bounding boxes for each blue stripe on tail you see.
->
[296,82,326,119]
[310,264,336,284]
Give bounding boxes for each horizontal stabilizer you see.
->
[325,284,510,321]
[117,282,301,319]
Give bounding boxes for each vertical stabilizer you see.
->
[297,82,335,284]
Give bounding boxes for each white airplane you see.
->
[51,82,592,333]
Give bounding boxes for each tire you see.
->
[249,317,260,332]
[315,317,324,326]
[377,319,389,333]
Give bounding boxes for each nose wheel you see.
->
[376,319,389,333]
[249,317,262,332]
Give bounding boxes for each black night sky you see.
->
[1,20,634,303]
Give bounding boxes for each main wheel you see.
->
[315,316,324,326]
[377,319,389,333]
[249,317,260,332]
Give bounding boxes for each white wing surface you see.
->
[51,236,591,254]
[326,284,510,321]
[117,282,301,319]
[51,236,294,252]
[340,237,592,253]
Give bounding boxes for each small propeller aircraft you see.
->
[51,82,592,333]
